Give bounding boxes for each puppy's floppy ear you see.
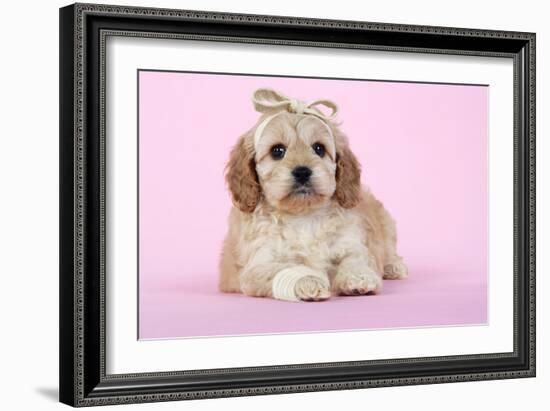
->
[334,133,361,208]
[225,134,261,213]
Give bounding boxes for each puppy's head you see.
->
[226,90,361,214]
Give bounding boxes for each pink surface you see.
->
[138,71,488,339]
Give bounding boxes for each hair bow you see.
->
[252,88,339,149]
[252,88,338,121]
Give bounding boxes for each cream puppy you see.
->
[219,88,407,302]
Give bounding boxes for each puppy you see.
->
[219,88,407,302]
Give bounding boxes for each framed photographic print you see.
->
[59,3,536,407]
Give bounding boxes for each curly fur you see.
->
[225,132,261,213]
[219,107,407,302]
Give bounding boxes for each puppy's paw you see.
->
[294,276,331,302]
[272,266,330,302]
[383,260,408,279]
[334,270,382,296]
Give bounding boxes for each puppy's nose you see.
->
[292,166,312,184]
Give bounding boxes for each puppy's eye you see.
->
[270,144,286,160]
[312,143,326,158]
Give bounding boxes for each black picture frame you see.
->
[59,3,536,407]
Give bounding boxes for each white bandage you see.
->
[272,266,329,302]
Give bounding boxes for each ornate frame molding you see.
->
[60,3,535,407]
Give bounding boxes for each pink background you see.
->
[138,71,488,339]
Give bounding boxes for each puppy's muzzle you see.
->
[292,166,312,185]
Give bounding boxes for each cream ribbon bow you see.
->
[252,88,339,149]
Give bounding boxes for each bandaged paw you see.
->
[272,266,330,302]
